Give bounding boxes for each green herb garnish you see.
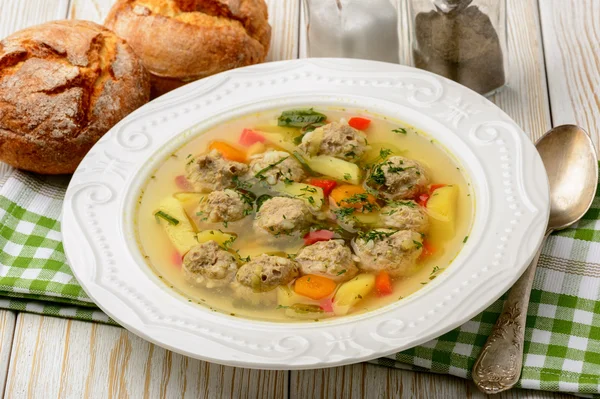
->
[233,175,252,190]
[379,148,393,159]
[277,109,327,128]
[463,236,469,243]
[333,207,355,218]
[413,240,423,249]
[222,235,237,249]
[343,173,352,181]
[337,269,347,276]
[154,211,179,226]
[254,157,289,180]
[358,230,394,242]
[256,194,273,211]
[300,186,317,193]
[392,128,407,135]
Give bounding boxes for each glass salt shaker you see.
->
[303,0,400,63]
[409,0,508,95]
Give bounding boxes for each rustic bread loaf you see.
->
[105,0,271,96]
[0,20,151,174]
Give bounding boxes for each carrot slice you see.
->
[375,271,393,296]
[294,275,337,300]
[419,240,435,260]
[330,185,376,211]
[208,141,247,163]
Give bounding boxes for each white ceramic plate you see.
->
[62,59,549,369]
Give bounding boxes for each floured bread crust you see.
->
[105,0,271,96]
[0,20,151,174]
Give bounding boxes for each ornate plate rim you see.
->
[62,58,549,369]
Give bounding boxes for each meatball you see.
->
[254,197,312,236]
[367,156,428,199]
[182,241,238,288]
[248,150,304,185]
[380,200,429,234]
[298,122,367,161]
[197,189,251,223]
[185,149,248,192]
[351,229,423,277]
[236,254,299,292]
[295,239,359,282]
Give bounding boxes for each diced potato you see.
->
[258,131,297,153]
[426,185,457,237]
[196,230,236,247]
[174,192,206,208]
[362,142,404,164]
[304,155,362,184]
[354,212,381,225]
[247,142,267,157]
[332,273,376,316]
[155,197,198,254]
[304,128,324,156]
[271,181,325,211]
[173,192,206,222]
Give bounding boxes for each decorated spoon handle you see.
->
[472,232,550,394]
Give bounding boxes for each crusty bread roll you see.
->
[105,0,271,96]
[0,20,151,174]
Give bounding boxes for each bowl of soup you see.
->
[62,59,549,369]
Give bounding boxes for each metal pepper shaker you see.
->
[303,0,400,63]
[409,0,508,95]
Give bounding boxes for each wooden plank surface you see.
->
[0,312,16,396]
[4,314,287,399]
[540,0,600,149]
[290,364,575,399]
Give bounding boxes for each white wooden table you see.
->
[0,0,598,397]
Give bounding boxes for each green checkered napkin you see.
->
[1,166,600,394]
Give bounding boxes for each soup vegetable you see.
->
[137,108,472,322]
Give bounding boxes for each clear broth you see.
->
[136,108,473,322]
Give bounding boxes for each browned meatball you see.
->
[185,149,248,192]
[197,189,252,223]
[236,254,299,292]
[248,150,304,185]
[380,200,429,234]
[254,197,312,236]
[182,241,238,288]
[367,156,428,199]
[295,239,359,282]
[351,229,423,277]
[298,122,367,161]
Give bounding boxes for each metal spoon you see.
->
[472,125,598,394]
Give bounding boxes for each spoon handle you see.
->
[472,232,550,394]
